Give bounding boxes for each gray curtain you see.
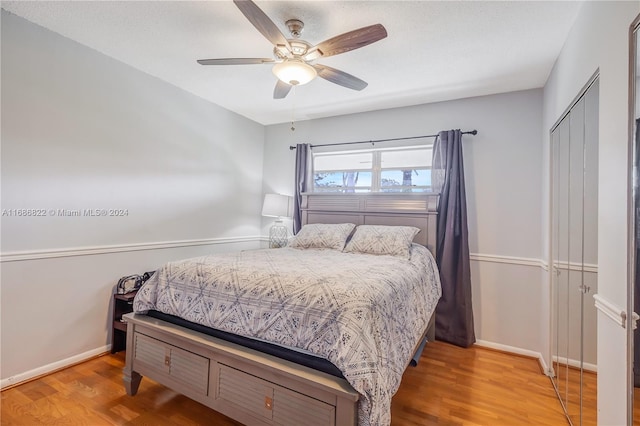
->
[293,143,310,234]
[431,129,476,348]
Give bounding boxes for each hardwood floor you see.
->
[551,365,597,426]
[1,341,581,425]
[635,386,640,424]
[391,342,574,425]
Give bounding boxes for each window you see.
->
[312,146,432,193]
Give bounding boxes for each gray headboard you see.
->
[300,193,439,256]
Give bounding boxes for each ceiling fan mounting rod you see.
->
[286,19,304,38]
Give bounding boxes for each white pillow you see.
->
[289,223,356,251]
[343,225,420,259]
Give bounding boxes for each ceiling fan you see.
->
[197,0,387,99]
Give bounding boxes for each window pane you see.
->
[381,148,431,169]
[314,152,373,172]
[311,147,434,194]
[380,169,431,188]
[314,171,372,191]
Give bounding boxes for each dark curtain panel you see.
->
[293,143,310,234]
[431,129,476,347]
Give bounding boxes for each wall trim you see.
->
[475,339,549,375]
[1,345,111,390]
[470,253,544,268]
[470,253,597,274]
[2,244,598,273]
[552,260,598,274]
[593,293,637,329]
[0,236,262,263]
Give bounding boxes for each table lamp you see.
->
[262,193,293,248]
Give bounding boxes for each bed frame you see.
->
[123,192,439,426]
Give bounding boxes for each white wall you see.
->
[263,89,548,358]
[0,11,264,383]
[542,2,640,424]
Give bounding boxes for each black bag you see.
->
[116,271,155,294]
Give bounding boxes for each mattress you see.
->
[134,245,441,425]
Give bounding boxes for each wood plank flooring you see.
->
[635,387,640,423]
[1,341,583,425]
[552,366,596,426]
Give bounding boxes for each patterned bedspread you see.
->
[133,245,441,426]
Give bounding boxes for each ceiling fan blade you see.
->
[313,64,368,91]
[273,80,292,99]
[197,58,275,65]
[233,0,291,51]
[305,24,387,59]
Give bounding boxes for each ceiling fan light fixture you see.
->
[272,60,317,86]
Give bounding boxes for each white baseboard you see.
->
[1,339,596,390]
[552,355,598,373]
[475,340,598,374]
[0,345,111,389]
[475,339,550,374]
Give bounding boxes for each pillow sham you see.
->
[343,225,421,259]
[288,223,356,251]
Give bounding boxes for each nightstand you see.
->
[111,290,138,353]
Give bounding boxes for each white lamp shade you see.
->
[272,60,317,86]
[262,193,293,218]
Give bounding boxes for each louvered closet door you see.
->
[550,77,599,426]
[566,93,586,423]
[552,112,571,409]
[582,81,599,372]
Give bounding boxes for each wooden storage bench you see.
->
[123,313,359,426]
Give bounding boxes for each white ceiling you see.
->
[1,1,583,125]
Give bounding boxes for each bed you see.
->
[123,193,441,426]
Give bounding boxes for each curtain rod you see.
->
[288,130,477,150]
